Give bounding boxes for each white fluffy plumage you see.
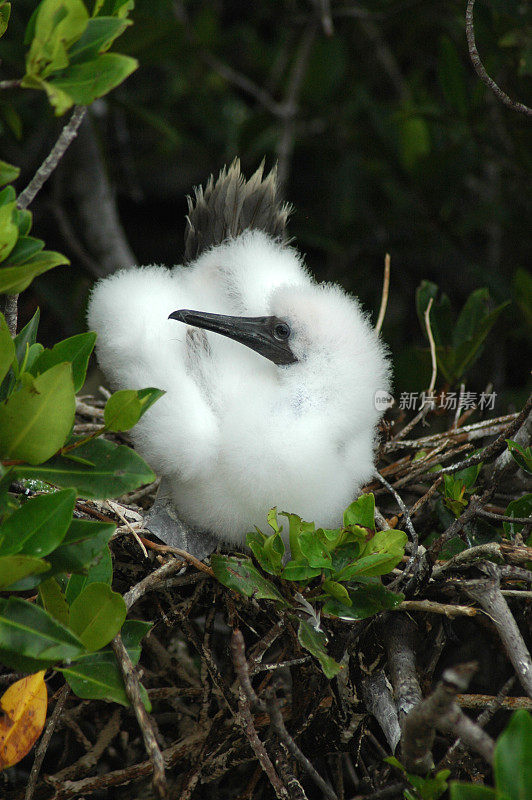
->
[87,164,391,545]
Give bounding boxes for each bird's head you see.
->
[169,266,390,411]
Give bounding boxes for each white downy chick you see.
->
[88,160,391,551]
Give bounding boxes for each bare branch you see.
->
[111,634,168,798]
[466,0,532,117]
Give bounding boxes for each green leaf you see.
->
[38,577,70,626]
[0,488,76,557]
[14,208,32,237]
[69,15,130,62]
[211,554,287,603]
[416,281,453,348]
[6,236,45,267]
[453,288,490,347]
[0,314,15,385]
[0,554,50,588]
[359,529,407,559]
[322,579,352,605]
[450,784,497,800]
[297,619,342,678]
[30,331,96,392]
[69,582,126,651]
[65,545,112,603]
[13,308,40,364]
[323,582,404,620]
[494,710,532,800]
[335,552,401,579]
[0,250,69,294]
[103,387,165,431]
[14,437,156,498]
[0,3,10,39]
[343,493,375,530]
[0,200,18,264]
[298,529,332,568]
[0,362,75,464]
[0,159,18,187]
[281,560,322,581]
[453,301,510,378]
[46,518,115,575]
[246,530,280,576]
[503,494,532,540]
[506,440,532,474]
[45,52,138,113]
[25,0,89,79]
[0,596,84,672]
[281,512,315,562]
[60,619,152,707]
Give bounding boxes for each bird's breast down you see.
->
[169,389,374,544]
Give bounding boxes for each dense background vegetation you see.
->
[1,0,530,401]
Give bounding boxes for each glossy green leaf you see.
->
[0,250,69,294]
[298,529,332,568]
[335,552,401,579]
[0,554,50,588]
[506,440,532,474]
[46,52,138,112]
[494,710,532,800]
[25,0,89,79]
[0,314,15,386]
[322,579,352,605]
[6,236,45,266]
[0,488,76,557]
[0,596,84,672]
[38,577,70,626]
[101,389,137,431]
[65,545,112,604]
[211,554,287,603]
[69,582,126,651]
[281,512,315,562]
[0,200,18,264]
[46,518,115,574]
[297,619,342,678]
[60,620,152,707]
[14,208,32,237]
[69,15,129,61]
[323,582,404,620]
[281,561,322,581]
[453,301,510,378]
[13,308,40,364]
[14,437,156,498]
[30,331,96,392]
[0,362,75,464]
[503,494,532,540]
[0,159,18,187]
[343,493,375,530]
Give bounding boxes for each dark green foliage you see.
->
[213,494,405,677]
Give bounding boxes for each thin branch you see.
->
[25,684,70,800]
[0,79,22,90]
[17,105,87,210]
[466,0,532,116]
[385,614,422,723]
[266,688,339,800]
[459,576,532,699]
[230,629,289,800]
[375,253,391,334]
[111,634,168,798]
[435,393,532,475]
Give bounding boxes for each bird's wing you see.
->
[87,266,219,480]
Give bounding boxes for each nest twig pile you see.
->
[4,393,531,800]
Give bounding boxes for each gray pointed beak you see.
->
[169,310,297,366]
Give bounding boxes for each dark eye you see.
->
[273,321,291,341]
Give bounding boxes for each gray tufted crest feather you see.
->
[184,158,292,262]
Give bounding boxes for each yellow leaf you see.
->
[0,670,47,770]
